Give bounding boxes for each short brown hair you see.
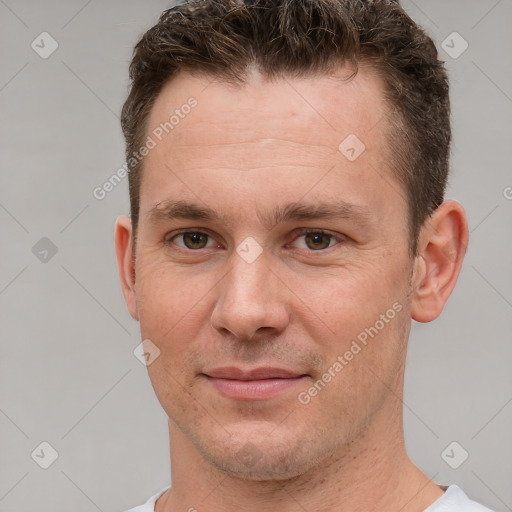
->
[121,0,450,255]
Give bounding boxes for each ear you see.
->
[411,200,469,323]
[115,215,139,321]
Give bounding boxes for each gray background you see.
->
[0,1,511,511]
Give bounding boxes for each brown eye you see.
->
[167,231,214,250]
[289,229,344,252]
[181,232,209,249]
[303,231,332,250]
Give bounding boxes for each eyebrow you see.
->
[146,199,374,231]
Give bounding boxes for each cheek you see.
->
[135,254,199,323]
[300,258,410,396]
[305,261,407,338]
[294,279,408,439]
[134,255,216,367]
[135,260,207,414]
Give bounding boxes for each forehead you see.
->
[146,65,390,155]
[139,66,401,226]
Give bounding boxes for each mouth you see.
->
[202,366,309,400]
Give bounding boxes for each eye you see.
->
[165,229,345,253]
[166,230,217,250]
[290,229,344,251]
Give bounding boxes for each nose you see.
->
[210,247,290,341]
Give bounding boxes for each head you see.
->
[116,0,468,481]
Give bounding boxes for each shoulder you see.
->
[424,484,495,512]
[122,487,170,512]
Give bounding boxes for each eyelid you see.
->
[165,227,212,241]
[165,228,221,248]
[291,227,344,239]
[287,228,345,250]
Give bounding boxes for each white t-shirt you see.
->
[124,484,495,512]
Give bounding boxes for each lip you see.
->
[202,367,309,401]
[204,366,304,380]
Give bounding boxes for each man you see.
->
[115,1,493,511]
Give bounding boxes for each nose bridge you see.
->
[211,247,288,339]
[229,248,273,303]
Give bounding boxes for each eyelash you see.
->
[164,228,345,253]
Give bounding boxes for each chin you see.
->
[195,424,325,481]
[207,448,309,481]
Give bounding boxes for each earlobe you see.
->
[114,215,139,321]
[411,200,468,323]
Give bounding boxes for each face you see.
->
[125,66,417,479]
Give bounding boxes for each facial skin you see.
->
[116,65,468,512]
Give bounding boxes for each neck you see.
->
[156,393,444,512]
